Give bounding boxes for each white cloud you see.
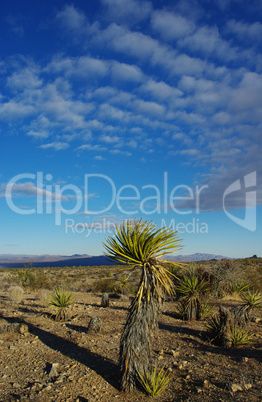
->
[179,26,235,61]
[98,103,128,121]
[27,130,49,139]
[40,142,69,151]
[111,62,143,83]
[77,144,107,151]
[100,134,120,144]
[140,79,183,102]
[55,5,87,33]
[133,99,165,118]
[7,67,42,92]
[225,19,262,43]
[229,72,262,114]
[151,10,195,40]
[0,101,34,120]
[4,181,67,201]
[101,0,152,25]
[46,56,109,79]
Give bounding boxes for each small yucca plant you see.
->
[230,324,253,347]
[138,366,170,397]
[231,280,250,294]
[200,301,214,320]
[50,288,74,321]
[233,289,262,325]
[175,266,209,320]
[240,289,262,308]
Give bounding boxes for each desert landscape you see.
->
[0,257,261,402]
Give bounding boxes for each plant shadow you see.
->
[158,321,262,363]
[4,315,120,389]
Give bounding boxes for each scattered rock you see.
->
[43,384,52,391]
[203,380,209,388]
[101,293,109,307]
[49,363,59,378]
[229,382,252,393]
[87,317,102,334]
[0,323,29,334]
[171,349,180,358]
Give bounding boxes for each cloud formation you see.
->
[1,1,261,213]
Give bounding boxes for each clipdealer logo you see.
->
[4,171,258,233]
[223,171,257,232]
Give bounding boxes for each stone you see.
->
[101,293,110,307]
[43,384,52,391]
[0,323,29,334]
[87,317,102,334]
[230,383,243,393]
[171,349,180,358]
[49,363,59,378]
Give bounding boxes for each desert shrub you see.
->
[33,271,52,290]
[114,274,136,295]
[138,366,170,397]
[210,261,248,298]
[49,288,74,321]
[206,304,254,348]
[18,268,36,290]
[92,278,118,293]
[9,285,24,304]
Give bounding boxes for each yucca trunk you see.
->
[119,263,161,392]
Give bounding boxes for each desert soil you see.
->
[0,291,262,402]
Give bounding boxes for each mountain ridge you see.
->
[0,252,232,268]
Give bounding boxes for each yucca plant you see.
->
[49,288,74,321]
[229,324,253,347]
[138,366,170,397]
[233,289,262,326]
[103,219,183,392]
[175,266,209,320]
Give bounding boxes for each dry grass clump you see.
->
[35,289,52,306]
[92,278,118,293]
[9,285,24,304]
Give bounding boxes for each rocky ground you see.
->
[0,289,262,402]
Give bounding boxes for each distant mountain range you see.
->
[0,252,231,268]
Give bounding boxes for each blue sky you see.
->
[0,0,261,258]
